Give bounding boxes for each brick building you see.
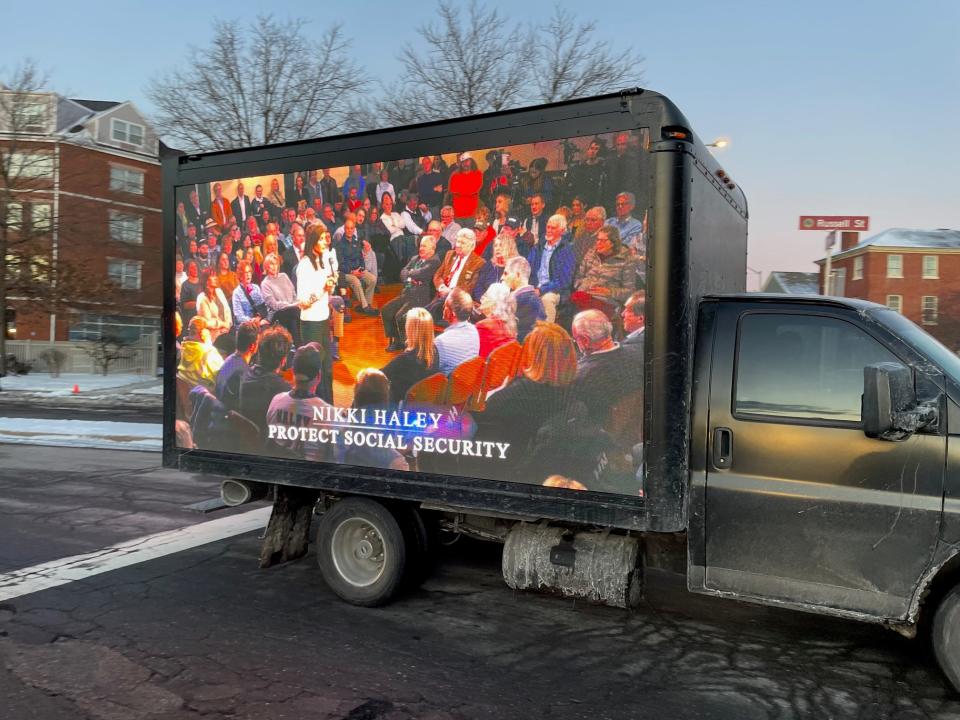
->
[815,228,960,349]
[1,91,161,342]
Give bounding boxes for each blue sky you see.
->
[5,0,958,287]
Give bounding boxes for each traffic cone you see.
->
[72,384,80,394]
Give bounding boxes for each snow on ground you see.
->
[130,384,164,395]
[0,418,161,452]
[0,373,159,396]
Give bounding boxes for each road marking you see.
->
[0,506,272,602]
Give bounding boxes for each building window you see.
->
[108,259,143,290]
[68,314,160,342]
[109,211,143,244]
[922,296,938,325]
[109,166,144,194]
[852,256,863,280]
[886,295,903,313]
[922,255,939,279]
[886,255,903,278]
[111,119,145,147]
[17,101,47,133]
[6,151,53,178]
[832,267,846,297]
[31,203,52,233]
[5,202,23,231]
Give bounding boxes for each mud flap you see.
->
[502,522,643,608]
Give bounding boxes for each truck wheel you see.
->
[316,497,407,607]
[393,504,437,589]
[933,585,960,692]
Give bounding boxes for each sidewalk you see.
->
[0,372,162,407]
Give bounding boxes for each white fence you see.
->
[6,333,159,376]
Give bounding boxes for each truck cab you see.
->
[687,294,960,682]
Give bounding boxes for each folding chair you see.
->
[469,341,521,411]
[445,356,485,409]
[405,372,448,407]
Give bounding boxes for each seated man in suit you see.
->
[570,309,643,425]
[382,235,442,351]
[426,228,486,323]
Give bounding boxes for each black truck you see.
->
[163,89,960,691]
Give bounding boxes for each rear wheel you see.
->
[933,585,960,693]
[393,504,437,589]
[316,497,407,607]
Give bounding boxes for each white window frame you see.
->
[922,255,939,279]
[109,165,144,195]
[111,118,145,147]
[922,296,938,326]
[6,150,53,178]
[852,256,863,280]
[107,258,143,290]
[886,254,903,279]
[109,210,143,245]
[886,295,903,313]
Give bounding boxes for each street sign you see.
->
[799,215,870,231]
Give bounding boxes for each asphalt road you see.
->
[0,400,162,424]
[1,445,958,719]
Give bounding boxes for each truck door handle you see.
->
[713,427,733,469]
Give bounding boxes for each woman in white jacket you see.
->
[297,225,338,401]
[196,270,233,348]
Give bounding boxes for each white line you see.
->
[0,506,272,603]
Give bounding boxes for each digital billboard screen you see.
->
[173,128,649,496]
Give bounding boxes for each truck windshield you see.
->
[871,308,960,386]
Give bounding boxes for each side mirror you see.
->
[863,362,936,440]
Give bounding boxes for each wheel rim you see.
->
[331,517,388,587]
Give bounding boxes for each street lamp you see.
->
[706,137,730,149]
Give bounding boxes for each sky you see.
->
[4,0,958,288]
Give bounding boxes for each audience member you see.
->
[571,309,644,424]
[336,369,408,471]
[526,213,575,324]
[502,256,546,343]
[239,325,293,433]
[434,288,479,374]
[215,320,259,412]
[381,307,440,404]
[475,282,517,358]
[177,317,224,391]
[570,225,640,317]
[266,344,333,460]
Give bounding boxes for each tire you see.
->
[316,497,407,607]
[933,585,960,693]
[393,504,437,589]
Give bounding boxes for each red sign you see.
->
[798,215,870,231]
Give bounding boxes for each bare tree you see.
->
[369,0,532,127]
[83,332,135,376]
[0,59,124,388]
[365,1,645,129]
[147,15,370,152]
[532,6,645,104]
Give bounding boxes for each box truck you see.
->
[163,90,960,691]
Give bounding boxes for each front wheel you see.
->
[316,497,407,607]
[933,585,960,693]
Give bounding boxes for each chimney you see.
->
[840,232,860,251]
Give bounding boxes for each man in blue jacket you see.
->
[526,214,575,324]
[335,217,378,316]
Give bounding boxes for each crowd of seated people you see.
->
[175,132,648,493]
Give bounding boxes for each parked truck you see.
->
[163,90,960,692]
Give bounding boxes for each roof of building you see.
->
[824,228,960,262]
[70,99,121,112]
[761,271,819,295]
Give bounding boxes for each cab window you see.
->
[735,313,899,423]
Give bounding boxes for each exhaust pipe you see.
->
[220,479,268,507]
